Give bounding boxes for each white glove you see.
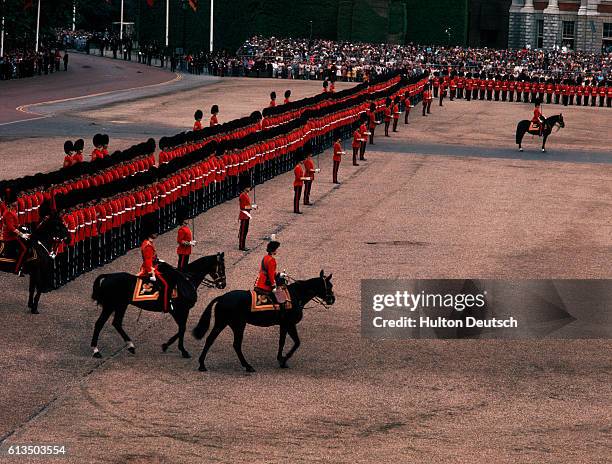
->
[252,204,258,210]
[49,252,56,259]
[314,168,321,173]
[18,231,30,240]
[150,275,157,282]
[190,241,197,246]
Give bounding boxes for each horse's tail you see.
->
[91,274,108,304]
[192,296,220,340]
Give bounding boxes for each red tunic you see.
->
[304,158,315,181]
[239,192,251,220]
[255,254,277,291]
[140,239,157,274]
[1,209,19,241]
[176,226,193,256]
[333,141,342,162]
[193,120,203,131]
[293,164,304,187]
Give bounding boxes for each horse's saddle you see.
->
[133,278,164,302]
[250,287,292,312]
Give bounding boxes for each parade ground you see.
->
[1,55,611,463]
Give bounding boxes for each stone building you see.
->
[508,0,612,52]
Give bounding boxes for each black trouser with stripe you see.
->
[332,160,340,183]
[293,186,302,213]
[304,180,313,205]
[238,219,249,250]
[178,254,190,271]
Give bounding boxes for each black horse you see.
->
[91,253,226,359]
[0,214,69,314]
[516,114,565,153]
[192,270,335,372]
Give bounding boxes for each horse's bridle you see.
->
[286,273,335,309]
[201,254,226,289]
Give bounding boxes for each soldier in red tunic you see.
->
[238,178,255,251]
[1,189,29,274]
[269,91,277,107]
[210,105,219,126]
[392,97,400,132]
[138,223,170,312]
[332,136,343,184]
[383,98,392,136]
[303,150,316,206]
[63,140,74,168]
[193,110,203,131]
[293,154,306,214]
[283,90,291,104]
[531,100,545,136]
[72,139,84,164]
[91,134,104,161]
[254,239,285,314]
[176,213,194,271]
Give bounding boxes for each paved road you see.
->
[0,53,180,125]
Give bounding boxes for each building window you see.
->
[537,19,544,48]
[603,23,612,53]
[562,21,575,49]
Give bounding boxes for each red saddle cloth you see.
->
[250,287,292,312]
[132,278,178,304]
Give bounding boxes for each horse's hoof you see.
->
[245,366,256,373]
[181,351,191,359]
[30,308,39,315]
[127,346,136,354]
[541,149,546,153]
[93,351,102,359]
[161,343,169,352]
[519,148,523,152]
[198,364,207,372]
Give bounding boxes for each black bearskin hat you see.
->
[74,139,84,152]
[194,109,203,120]
[93,133,103,148]
[267,241,280,253]
[211,104,219,114]
[101,134,109,146]
[270,91,276,99]
[284,89,291,99]
[64,140,74,154]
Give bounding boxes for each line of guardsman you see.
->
[0,70,429,290]
[430,71,612,108]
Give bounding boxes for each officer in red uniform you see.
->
[138,222,170,312]
[392,97,400,132]
[367,102,377,144]
[358,113,368,160]
[283,90,291,104]
[293,153,306,214]
[238,178,255,251]
[332,136,343,184]
[303,150,316,206]
[351,125,362,166]
[72,139,84,164]
[422,85,432,116]
[63,140,74,168]
[193,110,203,131]
[1,190,29,274]
[403,91,411,124]
[210,105,219,126]
[176,214,194,271]
[383,98,392,136]
[254,239,284,314]
[269,91,277,107]
[91,134,104,161]
[531,100,545,136]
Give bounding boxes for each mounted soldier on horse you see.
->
[90,214,226,359]
[193,237,336,373]
[516,100,565,152]
[0,189,69,313]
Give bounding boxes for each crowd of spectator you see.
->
[234,36,612,84]
[0,46,68,81]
